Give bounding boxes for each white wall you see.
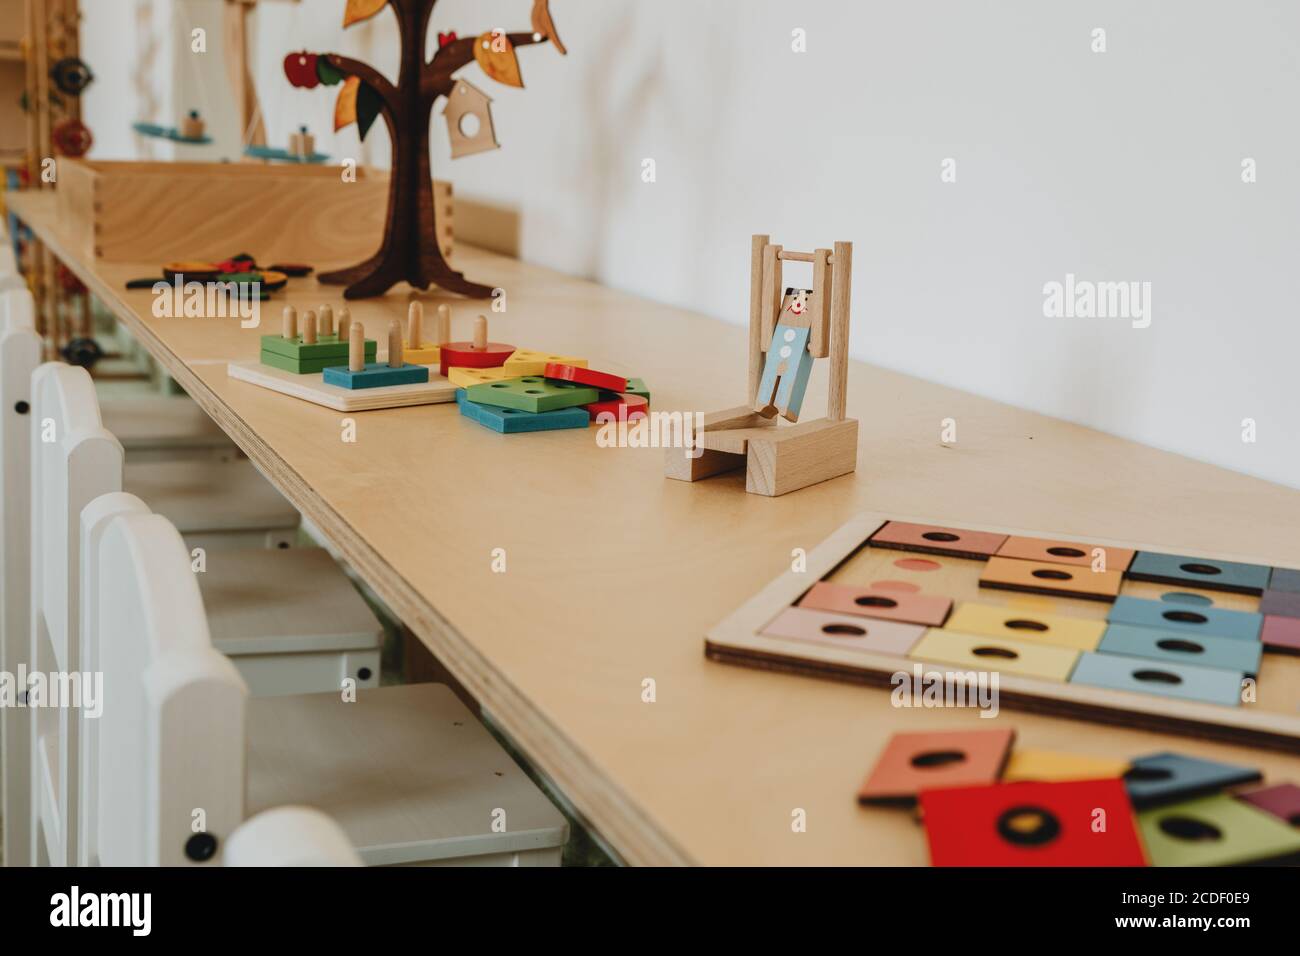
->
[81,1,1300,488]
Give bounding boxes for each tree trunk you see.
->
[319,1,492,300]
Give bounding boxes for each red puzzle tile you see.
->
[920,779,1147,866]
[857,728,1015,804]
[869,520,1008,560]
[438,341,515,377]
[799,581,952,626]
[545,362,627,393]
[585,392,648,422]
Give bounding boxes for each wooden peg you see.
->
[388,320,404,368]
[348,321,365,372]
[436,304,451,345]
[319,303,334,338]
[337,306,351,340]
[408,300,423,345]
[302,310,318,344]
[282,305,297,340]
[472,315,487,350]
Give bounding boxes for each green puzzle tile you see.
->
[261,341,376,375]
[1138,794,1300,866]
[625,377,650,401]
[465,375,600,413]
[260,334,370,361]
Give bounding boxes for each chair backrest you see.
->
[224,806,362,867]
[28,361,123,865]
[84,501,247,865]
[0,288,41,865]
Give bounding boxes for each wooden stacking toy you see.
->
[402,300,448,366]
[261,304,374,374]
[438,315,516,376]
[324,320,431,390]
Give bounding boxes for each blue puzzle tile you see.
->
[1270,567,1300,593]
[1098,624,1263,675]
[1260,589,1300,620]
[1122,752,1262,808]
[1108,596,1261,642]
[1069,652,1243,708]
[322,362,429,390]
[1126,551,1270,595]
[456,389,589,433]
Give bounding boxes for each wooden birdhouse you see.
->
[443,80,499,159]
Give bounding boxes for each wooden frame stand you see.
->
[665,234,858,497]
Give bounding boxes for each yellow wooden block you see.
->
[447,366,517,387]
[403,342,442,366]
[945,602,1106,651]
[1002,748,1130,783]
[503,348,588,376]
[909,629,1080,682]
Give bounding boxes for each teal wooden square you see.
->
[1270,567,1300,593]
[465,375,600,412]
[1107,596,1261,642]
[1098,624,1262,675]
[1123,752,1262,808]
[1069,651,1243,708]
[1127,551,1270,595]
[456,389,589,433]
[322,363,429,390]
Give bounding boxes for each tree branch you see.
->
[324,54,400,111]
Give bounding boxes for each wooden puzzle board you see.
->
[707,512,1300,753]
[227,360,459,411]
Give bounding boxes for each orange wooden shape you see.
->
[869,520,1007,559]
[996,535,1135,571]
[980,556,1123,602]
[438,342,515,377]
[798,581,952,626]
[857,728,1016,805]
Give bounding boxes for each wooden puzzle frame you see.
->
[227,360,457,411]
[665,234,858,497]
[706,511,1300,753]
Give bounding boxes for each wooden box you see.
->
[55,160,453,266]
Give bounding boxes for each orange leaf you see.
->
[473,31,524,88]
[334,76,360,131]
[343,0,387,28]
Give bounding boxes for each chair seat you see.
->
[101,396,233,451]
[124,458,300,535]
[246,684,569,866]
[199,547,382,656]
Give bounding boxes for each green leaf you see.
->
[357,81,382,140]
[316,58,344,86]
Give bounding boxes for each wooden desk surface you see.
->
[12,190,1300,865]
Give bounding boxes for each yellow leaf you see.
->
[334,76,360,131]
[343,0,387,28]
[473,31,523,88]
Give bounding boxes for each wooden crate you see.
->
[55,160,454,265]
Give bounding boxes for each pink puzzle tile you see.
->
[799,581,953,626]
[761,606,926,656]
[1262,615,1300,653]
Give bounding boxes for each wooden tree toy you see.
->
[324,319,430,389]
[285,0,566,299]
[665,234,859,497]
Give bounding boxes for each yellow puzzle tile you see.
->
[448,366,517,387]
[1002,748,1130,783]
[944,602,1106,651]
[504,348,588,376]
[403,343,442,366]
[909,629,1080,682]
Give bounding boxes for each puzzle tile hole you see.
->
[1047,547,1086,558]
[1163,610,1208,625]
[1005,619,1049,632]
[1161,592,1213,606]
[909,750,966,769]
[894,558,941,571]
[1158,816,1223,842]
[996,806,1060,846]
[1156,638,1204,655]
[1133,669,1183,686]
[821,623,866,636]
[921,532,960,542]
[1123,766,1174,783]
[1032,569,1073,581]
[973,646,1019,660]
[1180,563,1223,576]
[854,596,899,609]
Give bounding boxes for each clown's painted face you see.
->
[786,290,810,316]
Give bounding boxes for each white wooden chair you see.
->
[0,287,42,865]
[225,807,362,866]
[81,499,569,867]
[101,396,236,463]
[23,366,380,865]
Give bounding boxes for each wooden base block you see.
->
[664,445,744,482]
[323,363,430,390]
[261,344,377,375]
[745,417,857,497]
[227,361,458,411]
